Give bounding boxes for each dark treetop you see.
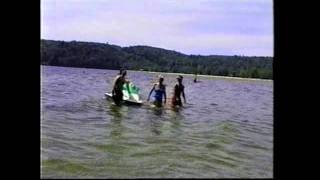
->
[41,39,273,79]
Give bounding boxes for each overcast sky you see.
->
[41,0,273,56]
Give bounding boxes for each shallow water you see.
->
[41,65,273,178]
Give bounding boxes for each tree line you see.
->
[41,39,273,79]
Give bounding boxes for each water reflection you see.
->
[148,106,185,137]
[108,104,128,139]
[109,104,123,119]
[167,107,183,120]
[150,119,162,135]
[152,106,164,116]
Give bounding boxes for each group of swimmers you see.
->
[112,69,186,107]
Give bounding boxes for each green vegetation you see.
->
[41,39,273,79]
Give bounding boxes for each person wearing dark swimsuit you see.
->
[147,75,166,107]
[112,69,128,105]
[172,75,186,107]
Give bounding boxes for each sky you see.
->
[41,0,273,57]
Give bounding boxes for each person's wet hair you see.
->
[121,70,127,76]
[177,75,183,81]
[119,68,126,75]
[158,75,164,82]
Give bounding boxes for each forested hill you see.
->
[41,39,273,79]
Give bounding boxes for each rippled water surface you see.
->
[41,65,273,178]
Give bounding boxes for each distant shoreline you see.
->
[136,70,273,82]
[41,65,273,82]
[41,39,273,80]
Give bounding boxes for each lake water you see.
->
[40,65,273,178]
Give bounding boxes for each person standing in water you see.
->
[147,75,167,107]
[172,75,186,107]
[112,69,129,105]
